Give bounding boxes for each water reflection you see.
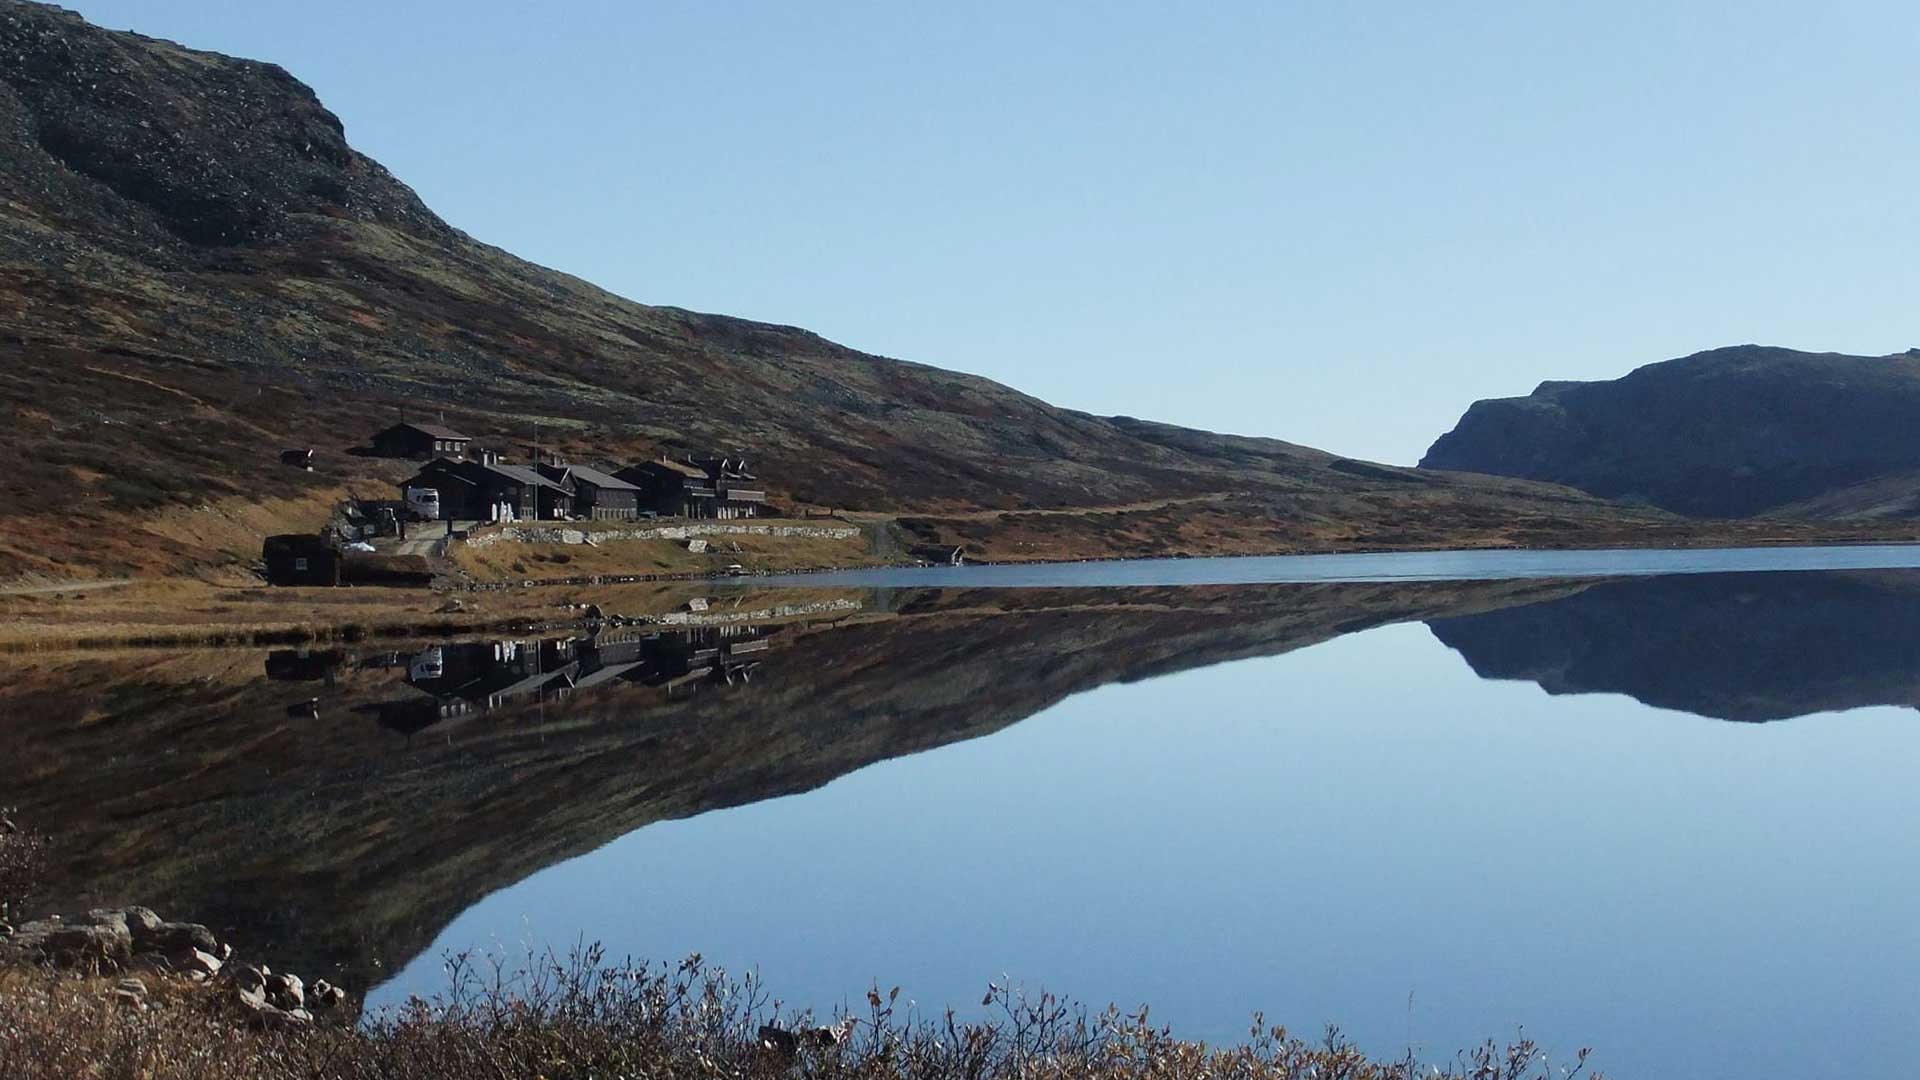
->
[284,628,779,739]
[1426,570,1920,720]
[5,570,1919,1076]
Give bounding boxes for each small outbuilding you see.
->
[262,534,341,586]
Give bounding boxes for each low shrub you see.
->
[0,808,49,921]
[0,944,1602,1080]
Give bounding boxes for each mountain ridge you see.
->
[1420,344,1920,518]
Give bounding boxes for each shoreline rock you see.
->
[1,903,349,1027]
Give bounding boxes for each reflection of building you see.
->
[405,639,580,710]
[361,627,778,740]
[264,649,346,682]
[613,626,769,692]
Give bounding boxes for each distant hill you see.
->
[1420,345,1920,518]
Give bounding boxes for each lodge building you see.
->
[397,442,770,524]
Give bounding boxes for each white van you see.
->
[404,487,441,521]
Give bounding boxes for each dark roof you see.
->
[633,458,710,480]
[384,422,473,441]
[564,464,641,491]
[483,462,570,492]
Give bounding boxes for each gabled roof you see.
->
[630,458,710,480]
[563,464,640,491]
[483,462,571,492]
[384,422,473,441]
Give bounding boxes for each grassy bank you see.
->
[0,949,1599,1080]
[449,518,892,584]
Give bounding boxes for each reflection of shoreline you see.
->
[0,577,1606,1014]
[1427,570,1920,722]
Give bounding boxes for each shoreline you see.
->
[4,529,1920,650]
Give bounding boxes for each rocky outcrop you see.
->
[1420,345,1920,518]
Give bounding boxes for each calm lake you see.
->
[9,547,1919,1079]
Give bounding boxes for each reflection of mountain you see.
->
[1426,571,1920,722]
[6,579,1571,1004]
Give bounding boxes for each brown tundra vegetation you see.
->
[0,949,1599,1080]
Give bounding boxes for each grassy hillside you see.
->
[9,0,1854,583]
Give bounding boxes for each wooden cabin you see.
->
[403,458,573,522]
[617,454,768,519]
[538,463,642,520]
[371,422,474,461]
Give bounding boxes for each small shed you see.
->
[263,534,341,586]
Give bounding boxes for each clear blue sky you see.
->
[67,1,1920,464]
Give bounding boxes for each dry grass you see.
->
[0,579,500,649]
[896,498,1920,563]
[0,811,49,922]
[0,948,1601,1080]
[450,522,884,584]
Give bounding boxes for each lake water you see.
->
[756,540,1920,587]
[8,551,1918,1079]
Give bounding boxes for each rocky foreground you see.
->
[2,904,348,1028]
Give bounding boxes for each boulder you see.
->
[120,907,164,936]
[112,977,149,1008]
[233,983,308,1030]
[228,963,267,995]
[11,918,132,968]
[310,980,347,1009]
[266,971,304,1010]
[134,920,218,955]
[172,946,223,976]
[84,908,131,938]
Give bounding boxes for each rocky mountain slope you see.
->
[1420,345,1920,518]
[2,0,1801,581]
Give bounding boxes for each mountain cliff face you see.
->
[1420,345,1920,518]
[0,0,1736,579]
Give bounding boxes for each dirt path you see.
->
[846,491,1245,524]
[0,578,135,596]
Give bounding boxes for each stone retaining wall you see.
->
[463,523,863,549]
[645,598,863,626]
